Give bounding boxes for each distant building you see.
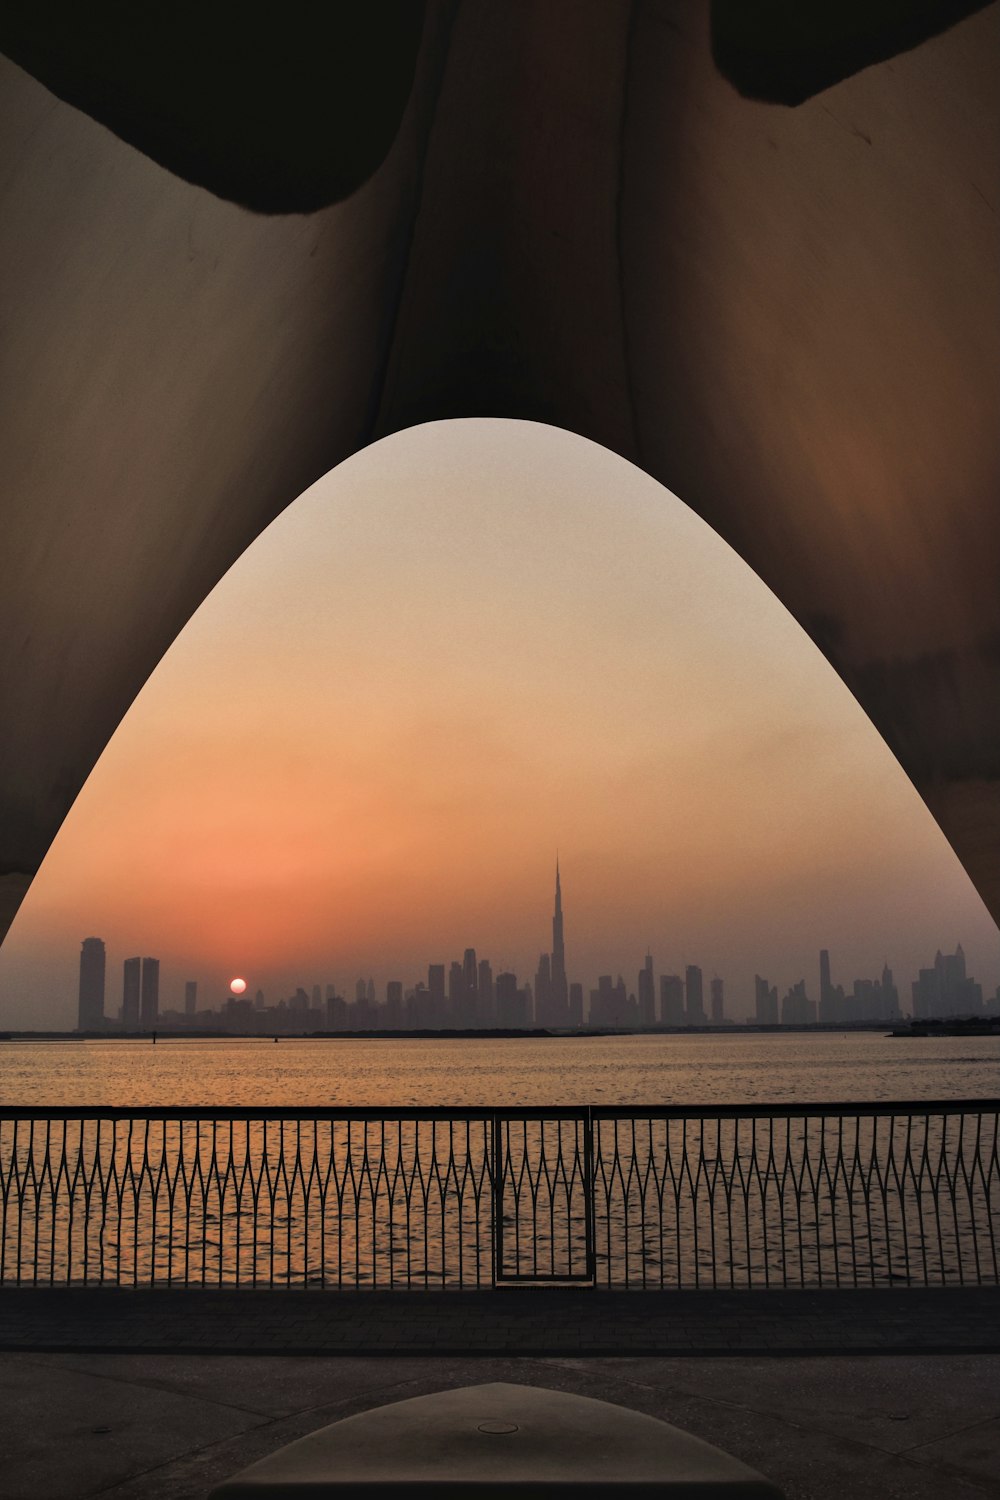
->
[228,995,254,1029]
[478,959,494,1023]
[754,975,778,1025]
[448,960,464,1024]
[533,862,570,1028]
[849,964,900,1022]
[659,974,685,1026]
[409,982,432,1028]
[818,948,846,1023]
[184,980,197,1017]
[462,948,478,1025]
[780,979,815,1026]
[550,860,569,1023]
[685,965,705,1025]
[912,945,983,1019]
[428,964,446,1027]
[385,980,403,1027]
[122,956,141,1030]
[354,984,375,1029]
[710,977,724,1024]
[912,967,937,1019]
[590,974,629,1028]
[140,957,159,1029]
[569,981,584,1027]
[637,954,655,1027]
[534,952,553,1026]
[820,949,899,1023]
[496,971,527,1028]
[78,937,105,1031]
[590,974,612,1027]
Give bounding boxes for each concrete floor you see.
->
[3,1350,999,1499]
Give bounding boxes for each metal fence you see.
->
[1,1102,997,1289]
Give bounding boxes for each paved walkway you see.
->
[3,1347,999,1499]
[1,1285,997,1356]
[5,1290,998,1498]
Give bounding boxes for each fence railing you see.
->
[1,1102,997,1290]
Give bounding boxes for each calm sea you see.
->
[2,1030,998,1106]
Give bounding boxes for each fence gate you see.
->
[492,1110,595,1284]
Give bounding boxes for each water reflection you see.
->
[2,1032,1000,1108]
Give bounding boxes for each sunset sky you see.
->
[1,419,997,1028]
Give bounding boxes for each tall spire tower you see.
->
[551,859,568,1015]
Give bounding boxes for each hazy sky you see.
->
[1,419,997,1028]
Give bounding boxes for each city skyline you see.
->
[72,863,996,1035]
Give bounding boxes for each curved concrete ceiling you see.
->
[1,1,998,940]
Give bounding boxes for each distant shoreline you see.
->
[2,1019,997,1043]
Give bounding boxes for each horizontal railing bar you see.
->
[592,1099,1000,1120]
[1,1099,997,1123]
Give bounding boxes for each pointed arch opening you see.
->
[1,419,996,1033]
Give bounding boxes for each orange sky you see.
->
[1,419,997,1026]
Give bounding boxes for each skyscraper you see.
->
[590,974,629,1028]
[818,948,846,1023]
[77,937,105,1031]
[637,954,655,1027]
[754,974,779,1024]
[495,971,520,1028]
[913,945,982,1019]
[781,979,815,1025]
[880,964,901,1020]
[140,957,159,1029]
[184,980,198,1017]
[566,982,581,1027]
[550,859,568,1020]
[122,956,141,1030]
[685,965,705,1025]
[448,960,464,1023]
[710,977,725,1024]
[534,952,552,1025]
[462,948,479,1027]
[819,948,832,1017]
[478,958,494,1024]
[385,980,403,1027]
[659,974,685,1025]
[428,963,446,1027]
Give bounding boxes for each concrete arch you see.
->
[1,1,998,938]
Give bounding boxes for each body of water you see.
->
[2,1029,998,1106]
